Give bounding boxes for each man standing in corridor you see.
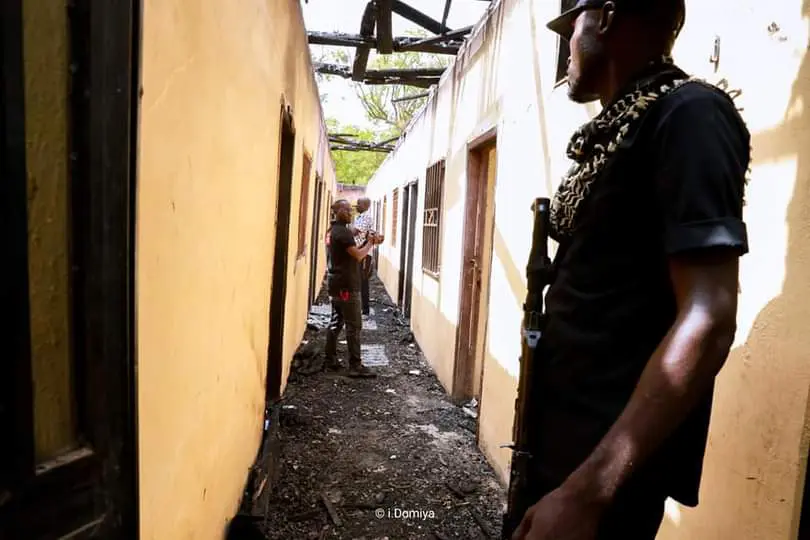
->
[351,197,375,316]
[324,199,381,378]
[512,0,750,539]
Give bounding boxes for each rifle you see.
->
[501,197,553,539]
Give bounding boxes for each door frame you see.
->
[451,128,497,401]
[0,0,141,536]
[266,102,296,402]
[397,186,410,307]
[402,182,418,318]
[308,174,324,307]
[373,199,382,273]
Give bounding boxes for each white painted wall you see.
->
[367,0,810,537]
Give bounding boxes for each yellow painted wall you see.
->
[136,0,335,537]
[21,0,77,463]
[367,0,810,537]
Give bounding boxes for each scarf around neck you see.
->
[549,57,695,240]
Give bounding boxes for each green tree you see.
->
[356,51,449,132]
[326,118,389,186]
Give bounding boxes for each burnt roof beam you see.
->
[393,37,460,54]
[376,0,394,54]
[397,25,472,50]
[328,134,400,148]
[364,67,446,78]
[362,77,439,88]
[352,1,377,82]
[308,31,375,48]
[307,33,460,54]
[391,0,451,34]
[315,63,445,87]
[331,145,393,153]
[441,0,453,30]
[315,62,353,78]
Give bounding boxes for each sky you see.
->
[300,0,490,128]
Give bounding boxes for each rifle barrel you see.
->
[501,197,552,539]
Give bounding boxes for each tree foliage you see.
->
[355,50,449,132]
[326,119,389,186]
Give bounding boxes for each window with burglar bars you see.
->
[422,160,445,276]
[391,189,399,246]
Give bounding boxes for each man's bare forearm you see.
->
[564,311,736,504]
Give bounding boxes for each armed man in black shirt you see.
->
[508,1,750,539]
[324,199,383,378]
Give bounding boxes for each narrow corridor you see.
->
[262,278,505,539]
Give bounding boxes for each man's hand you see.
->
[368,231,384,245]
[512,485,605,540]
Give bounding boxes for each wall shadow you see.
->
[492,226,527,309]
[661,6,810,538]
[733,8,810,537]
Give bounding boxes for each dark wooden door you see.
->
[0,1,139,537]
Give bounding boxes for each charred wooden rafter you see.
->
[329,133,399,143]
[329,135,397,153]
[307,31,375,48]
[393,39,460,55]
[308,32,463,55]
[376,0,394,54]
[315,62,444,88]
[352,1,377,82]
[329,133,399,148]
[441,0,453,30]
[307,0,484,88]
[397,26,473,51]
[369,67,446,78]
[391,0,451,34]
[331,145,393,153]
[362,77,439,88]
[315,62,353,78]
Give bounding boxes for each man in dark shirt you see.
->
[324,199,380,378]
[512,1,750,539]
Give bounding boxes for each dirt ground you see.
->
[260,278,506,539]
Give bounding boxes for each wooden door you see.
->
[453,139,497,400]
[0,1,139,537]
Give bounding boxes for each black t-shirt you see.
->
[536,82,750,506]
[327,221,360,294]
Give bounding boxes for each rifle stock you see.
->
[501,197,553,539]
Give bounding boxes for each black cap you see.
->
[547,0,606,40]
[547,0,684,41]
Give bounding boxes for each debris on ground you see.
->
[261,278,506,539]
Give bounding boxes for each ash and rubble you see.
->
[259,278,506,540]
